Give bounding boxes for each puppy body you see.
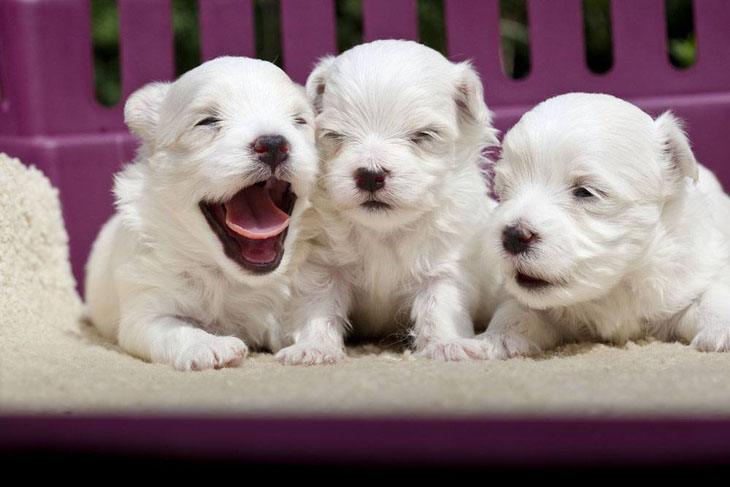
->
[277,41,502,364]
[85,57,318,370]
[481,93,730,357]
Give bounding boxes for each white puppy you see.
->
[480,92,730,358]
[85,57,318,370]
[276,40,501,365]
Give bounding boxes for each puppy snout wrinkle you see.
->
[253,135,289,170]
[354,168,387,193]
[502,224,536,255]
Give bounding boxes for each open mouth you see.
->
[515,271,551,290]
[200,178,296,274]
[361,200,391,211]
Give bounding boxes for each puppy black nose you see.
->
[253,135,289,170]
[355,168,387,192]
[502,224,536,255]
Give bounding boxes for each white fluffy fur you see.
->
[85,57,319,371]
[276,40,502,365]
[479,93,730,358]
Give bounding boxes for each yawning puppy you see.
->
[85,57,318,370]
[480,93,730,358]
[276,40,501,365]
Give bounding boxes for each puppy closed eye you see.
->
[294,115,308,126]
[321,131,345,143]
[195,117,221,128]
[572,187,595,198]
[572,186,607,200]
[409,129,439,145]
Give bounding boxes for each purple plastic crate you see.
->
[1,0,729,292]
[3,1,730,464]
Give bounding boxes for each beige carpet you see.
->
[2,152,730,417]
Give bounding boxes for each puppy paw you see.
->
[174,336,248,371]
[276,343,345,366]
[479,331,539,359]
[415,338,488,361]
[691,326,730,352]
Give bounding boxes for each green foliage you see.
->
[666,0,696,68]
[91,0,121,106]
[670,36,697,68]
[254,0,282,66]
[336,0,363,53]
[418,0,446,55]
[499,0,530,79]
[173,0,201,75]
[583,0,613,74]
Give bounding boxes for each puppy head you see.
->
[306,40,497,231]
[123,56,318,282]
[490,93,698,309]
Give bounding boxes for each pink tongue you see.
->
[225,185,290,240]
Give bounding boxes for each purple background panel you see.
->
[199,0,256,61]
[118,0,175,102]
[281,0,337,84]
[363,0,418,43]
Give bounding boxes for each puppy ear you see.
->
[453,61,499,147]
[655,111,699,183]
[124,82,171,143]
[305,55,336,114]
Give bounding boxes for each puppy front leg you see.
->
[477,298,561,359]
[276,266,350,366]
[118,295,247,371]
[411,277,487,360]
[674,285,730,352]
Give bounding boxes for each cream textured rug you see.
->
[2,153,730,417]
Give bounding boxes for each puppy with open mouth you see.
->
[276,40,502,365]
[480,93,730,358]
[85,57,318,371]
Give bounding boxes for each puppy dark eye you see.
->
[294,116,307,126]
[410,131,436,144]
[196,117,220,127]
[572,187,595,198]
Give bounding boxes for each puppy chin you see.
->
[496,250,574,309]
[505,277,565,310]
[501,264,557,309]
[503,257,619,310]
[327,182,426,232]
[346,203,425,232]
